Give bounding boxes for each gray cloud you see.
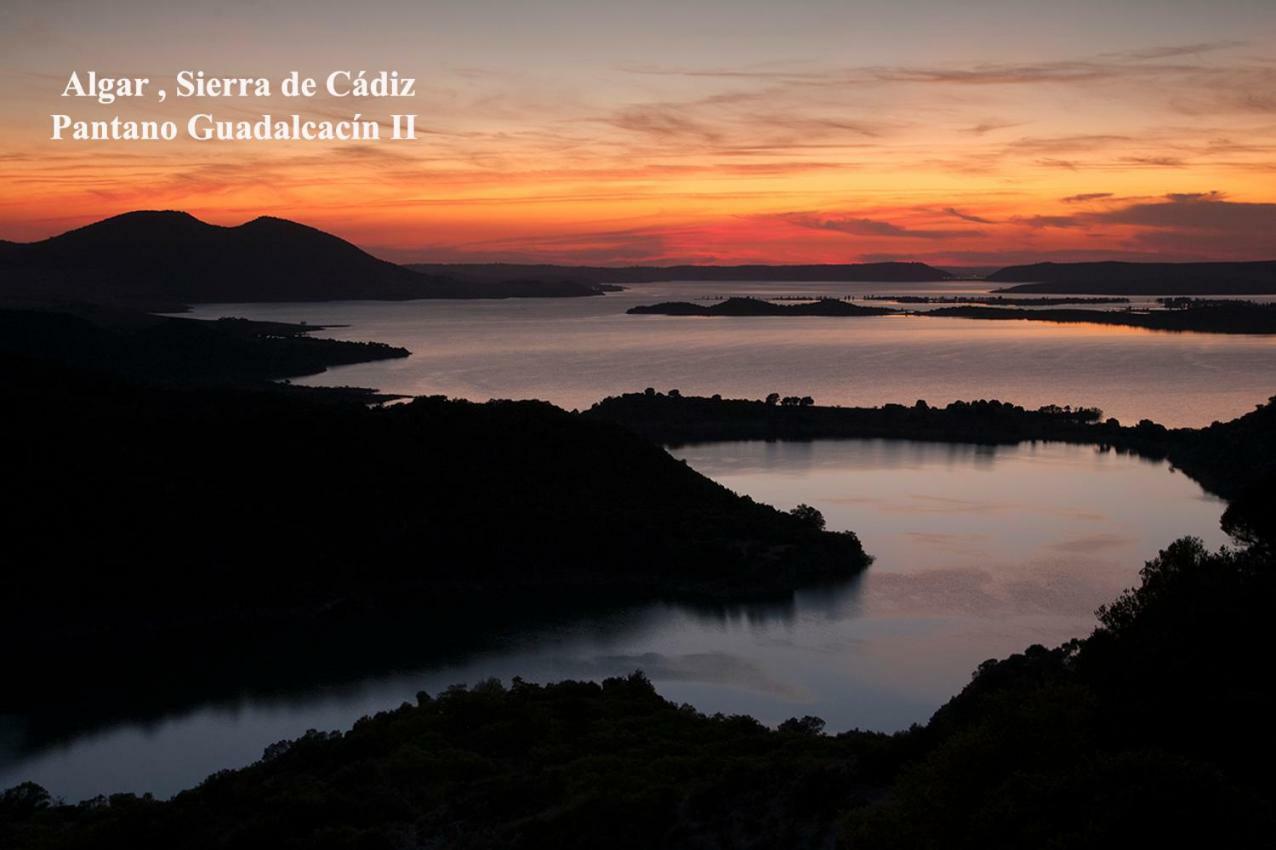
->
[1006,192,1276,258]
[1098,193,1276,230]
[1103,41,1247,61]
[944,207,997,224]
[779,212,981,240]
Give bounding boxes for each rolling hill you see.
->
[988,261,1276,295]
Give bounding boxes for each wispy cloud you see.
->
[1061,192,1114,203]
[962,121,1024,136]
[944,207,997,224]
[1101,41,1248,61]
[777,212,981,240]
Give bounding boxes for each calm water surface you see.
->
[0,439,1226,801]
[181,279,1276,427]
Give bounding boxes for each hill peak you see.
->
[1,210,426,306]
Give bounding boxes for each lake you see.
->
[0,438,1226,802]
[180,279,1276,427]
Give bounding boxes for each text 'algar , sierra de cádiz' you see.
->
[49,70,418,142]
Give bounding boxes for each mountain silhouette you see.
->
[0,211,439,307]
[1,212,963,309]
[0,212,621,308]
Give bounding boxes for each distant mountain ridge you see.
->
[17,212,1271,304]
[0,211,611,308]
[989,261,1276,295]
[409,261,955,283]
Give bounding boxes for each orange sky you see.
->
[2,1,1275,265]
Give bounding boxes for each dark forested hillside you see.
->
[0,341,868,710]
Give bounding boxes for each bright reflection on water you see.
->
[181,279,1276,427]
[0,439,1227,802]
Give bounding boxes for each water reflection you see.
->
[181,280,1276,427]
[0,439,1227,802]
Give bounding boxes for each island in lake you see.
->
[628,296,897,317]
[628,296,1276,334]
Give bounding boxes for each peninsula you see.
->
[0,317,872,716]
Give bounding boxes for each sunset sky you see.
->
[2,0,1275,265]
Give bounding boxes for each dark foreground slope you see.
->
[988,260,1276,295]
[845,536,1276,848]
[4,538,1272,849]
[0,352,868,704]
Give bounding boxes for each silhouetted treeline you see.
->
[863,294,1130,305]
[589,391,1111,446]
[4,537,1272,848]
[587,390,1276,501]
[587,390,1276,551]
[1157,297,1249,309]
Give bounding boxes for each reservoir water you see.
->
[0,438,1227,801]
[179,279,1276,427]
